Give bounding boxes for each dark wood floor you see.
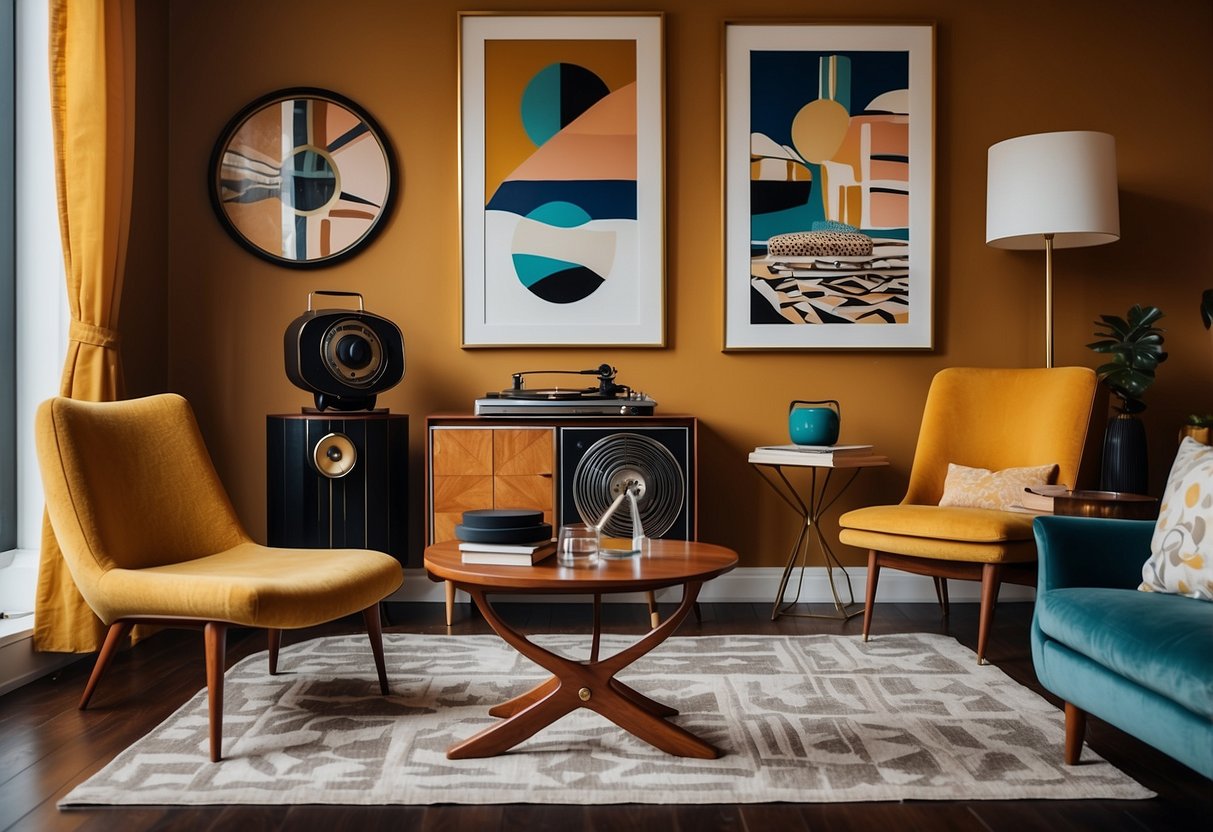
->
[0,600,1208,831]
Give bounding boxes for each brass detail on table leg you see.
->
[578,687,592,702]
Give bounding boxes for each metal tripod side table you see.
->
[750,454,888,621]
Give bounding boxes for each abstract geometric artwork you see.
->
[210,88,395,268]
[724,24,934,349]
[461,14,665,346]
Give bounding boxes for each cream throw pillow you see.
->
[938,462,1059,511]
[1140,437,1213,600]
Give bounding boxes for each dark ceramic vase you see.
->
[1100,413,1148,495]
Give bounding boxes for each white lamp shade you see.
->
[986,130,1120,250]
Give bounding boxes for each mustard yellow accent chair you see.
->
[35,394,404,761]
[838,367,1097,664]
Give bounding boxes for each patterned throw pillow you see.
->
[938,462,1059,511]
[1140,437,1213,600]
[767,231,874,258]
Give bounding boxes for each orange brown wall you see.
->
[126,0,1213,567]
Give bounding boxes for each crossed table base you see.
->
[423,539,738,760]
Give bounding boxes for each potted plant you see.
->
[1087,304,1168,494]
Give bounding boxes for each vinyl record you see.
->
[460,508,545,530]
[454,522,553,544]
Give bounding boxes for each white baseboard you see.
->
[387,567,1036,606]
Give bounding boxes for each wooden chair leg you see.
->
[363,604,390,695]
[1064,701,1087,765]
[862,550,880,642]
[79,621,131,710]
[444,580,455,627]
[933,577,950,617]
[204,622,228,762]
[976,562,1003,665]
[267,629,281,675]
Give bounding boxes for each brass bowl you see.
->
[1053,490,1159,520]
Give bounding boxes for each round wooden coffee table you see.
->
[424,538,737,759]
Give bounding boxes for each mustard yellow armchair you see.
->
[35,394,404,761]
[838,367,1097,663]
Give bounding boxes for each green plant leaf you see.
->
[1088,304,1166,411]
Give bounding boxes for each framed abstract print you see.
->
[723,23,934,349]
[459,13,665,346]
[209,88,395,268]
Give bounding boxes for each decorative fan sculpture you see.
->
[571,432,685,556]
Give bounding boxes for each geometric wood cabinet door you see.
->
[427,424,554,544]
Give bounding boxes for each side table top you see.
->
[424,538,737,593]
[748,454,889,469]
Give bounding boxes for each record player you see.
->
[474,364,657,417]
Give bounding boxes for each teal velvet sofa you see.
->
[1031,515,1213,779]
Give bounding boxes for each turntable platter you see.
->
[497,387,606,400]
[477,364,656,415]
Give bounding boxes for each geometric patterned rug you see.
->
[60,632,1152,806]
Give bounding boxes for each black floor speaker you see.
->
[267,412,408,563]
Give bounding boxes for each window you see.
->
[10,0,66,553]
[1,1,15,552]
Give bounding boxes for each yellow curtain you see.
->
[34,0,136,653]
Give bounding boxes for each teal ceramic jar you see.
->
[788,400,841,446]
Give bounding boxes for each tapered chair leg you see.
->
[1064,702,1087,765]
[79,621,132,710]
[862,550,881,642]
[363,604,390,695]
[267,629,281,675]
[933,577,950,617]
[975,563,1003,665]
[204,622,228,762]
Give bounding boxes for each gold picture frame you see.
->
[723,22,935,349]
[458,12,666,347]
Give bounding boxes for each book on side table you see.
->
[459,539,557,566]
[749,443,884,466]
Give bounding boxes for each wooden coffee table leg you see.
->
[609,678,678,717]
[489,676,559,718]
[449,582,718,760]
[448,682,573,759]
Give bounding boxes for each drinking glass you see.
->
[557,523,600,567]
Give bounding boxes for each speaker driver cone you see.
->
[312,432,357,478]
[320,318,384,387]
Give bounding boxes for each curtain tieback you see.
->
[69,319,120,349]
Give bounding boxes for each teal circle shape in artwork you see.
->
[512,201,606,304]
[520,63,610,147]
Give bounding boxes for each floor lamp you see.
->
[985,131,1120,367]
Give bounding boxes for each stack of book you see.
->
[747,443,885,466]
[455,509,555,565]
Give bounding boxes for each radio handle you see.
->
[307,290,365,313]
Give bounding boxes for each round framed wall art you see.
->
[209,87,396,268]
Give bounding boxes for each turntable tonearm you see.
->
[474,364,657,417]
